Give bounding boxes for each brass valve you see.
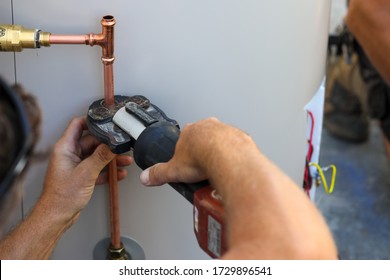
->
[0,25,50,52]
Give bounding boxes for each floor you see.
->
[316,122,390,259]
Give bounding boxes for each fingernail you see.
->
[140,168,150,186]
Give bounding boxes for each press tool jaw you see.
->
[86,95,179,154]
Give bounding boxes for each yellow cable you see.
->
[309,162,337,194]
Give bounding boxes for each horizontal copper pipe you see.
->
[49,34,88,45]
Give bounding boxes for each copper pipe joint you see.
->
[48,15,115,59]
[48,16,116,106]
[100,15,115,64]
[100,16,116,107]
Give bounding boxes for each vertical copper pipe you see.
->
[49,15,121,250]
[108,160,121,249]
[103,63,115,107]
[100,16,121,250]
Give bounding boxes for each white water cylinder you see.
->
[0,0,331,259]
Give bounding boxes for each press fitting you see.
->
[108,243,130,260]
[0,25,50,52]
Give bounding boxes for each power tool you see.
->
[86,95,226,258]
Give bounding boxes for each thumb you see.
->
[81,144,116,178]
[140,163,172,186]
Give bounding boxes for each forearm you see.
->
[205,132,337,259]
[141,118,337,259]
[346,0,390,84]
[0,196,70,259]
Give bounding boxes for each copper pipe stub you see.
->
[103,64,115,107]
[49,34,88,45]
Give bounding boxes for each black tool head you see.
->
[86,95,150,154]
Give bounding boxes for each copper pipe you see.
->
[99,16,121,250]
[49,34,88,45]
[103,63,115,107]
[49,16,115,56]
[50,15,121,250]
[108,160,121,249]
[100,16,120,251]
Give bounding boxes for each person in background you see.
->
[347,0,390,158]
[325,0,390,160]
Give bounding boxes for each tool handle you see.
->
[133,121,226,257]
[133,121,207,204]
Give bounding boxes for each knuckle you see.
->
[206,117,220,123]
[148,165,160,183]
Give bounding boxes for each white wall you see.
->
[0,0,331,259]
[329,0,348,33]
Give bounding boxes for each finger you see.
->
[80,144,116,179]
[116,155,134,167]
[98,155,132,174]
[62,117,88,144]
[96,169,128,185]
[117,169,129,181]
[140,162,173,186]
[140,162,207,187]
[79,134,101,157]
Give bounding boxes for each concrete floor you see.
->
[316,122,390,259]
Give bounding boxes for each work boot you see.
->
[324,31,369,143]
[355,42,390,162]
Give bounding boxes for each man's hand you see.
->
[0,117,133,259]
[41,117,133,227]
[139,118,337,259]
[139,117,256,201]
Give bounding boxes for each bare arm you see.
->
[347,0,390,84]
[0,117,132,259]
[0,197,74,259]
[140,118,337,259]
